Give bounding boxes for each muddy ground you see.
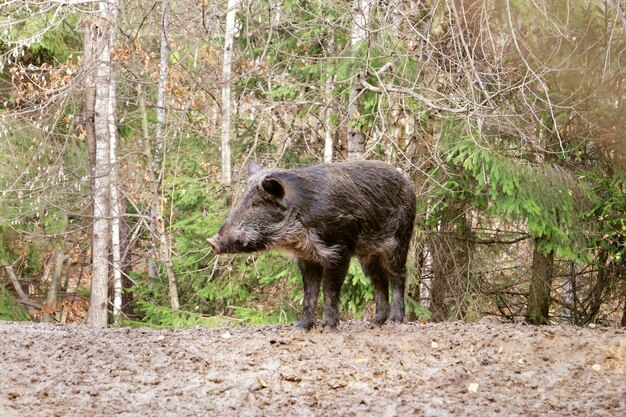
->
[0,320,625,417]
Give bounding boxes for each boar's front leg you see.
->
[322,256,350,329]
[294,260,323,330]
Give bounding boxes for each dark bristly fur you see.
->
[208,160,416,329]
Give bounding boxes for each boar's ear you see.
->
[247,161,262,176]
[261,176,285,200]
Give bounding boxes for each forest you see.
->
[1,0,625,329]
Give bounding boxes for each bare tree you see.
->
[346,0,373,160]
[85,1,118,328]
[154,0,180,311]
[323,33,336,163]
[109,39,123,323]
[220,0,240,184]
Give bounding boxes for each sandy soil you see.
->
[0,320,625,417]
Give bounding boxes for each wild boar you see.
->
[208,160,416,329]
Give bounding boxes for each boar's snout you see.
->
[209,229,264,254]
[208,235,222,254]
[208,233,249,254]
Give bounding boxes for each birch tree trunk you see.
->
[86,1,118,328]
[110,134,122,322]
[109,35,122,324]
[220,0,240,184]
[156,0,169,169]
[153,0,180,311]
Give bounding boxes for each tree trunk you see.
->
[42,253,67,323]
[119,201,133,316]
[525,242,555,325]
[347,0,372,160]
[135,62,179,311]
[4,264,37,318]
[419,244,433,310]
[86,1,118,328]
[157,217,180,311]
[323,32,335,163]
[109,56,122,324]
[155,0,169,171]
[220,0,240,184]
[152,0,180,311]
[83,18,99,322]
[562,261,580,325]
[430,219,474,322]
[134,78,158,282]
[347,81,365,159]
[386,0,403,159]
[82,19,97,193]
[586,249,610,324]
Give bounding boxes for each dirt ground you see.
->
[0,320,625,417]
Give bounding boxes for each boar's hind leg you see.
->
[295,260,323,330]
[360,255,390,325]
[322,256,350,329]
[388,245,409,323]
[388,269,406,323]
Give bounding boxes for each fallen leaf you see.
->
[280,373,302,382]
[431,341,439,349]
[592,364,601,372]
[221,332,232,339]
[468,383,479,393]
[518,358,524,364]
[328,379,347,389]
[355,357,365,364]
[257,376,268,388]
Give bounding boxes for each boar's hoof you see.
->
[321,319,340,329]
[321,324,340,333]
[292,319,315,331]
[371,316,388,326]
[388,313,405,324]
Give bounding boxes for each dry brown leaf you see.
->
[257,376,268,388]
